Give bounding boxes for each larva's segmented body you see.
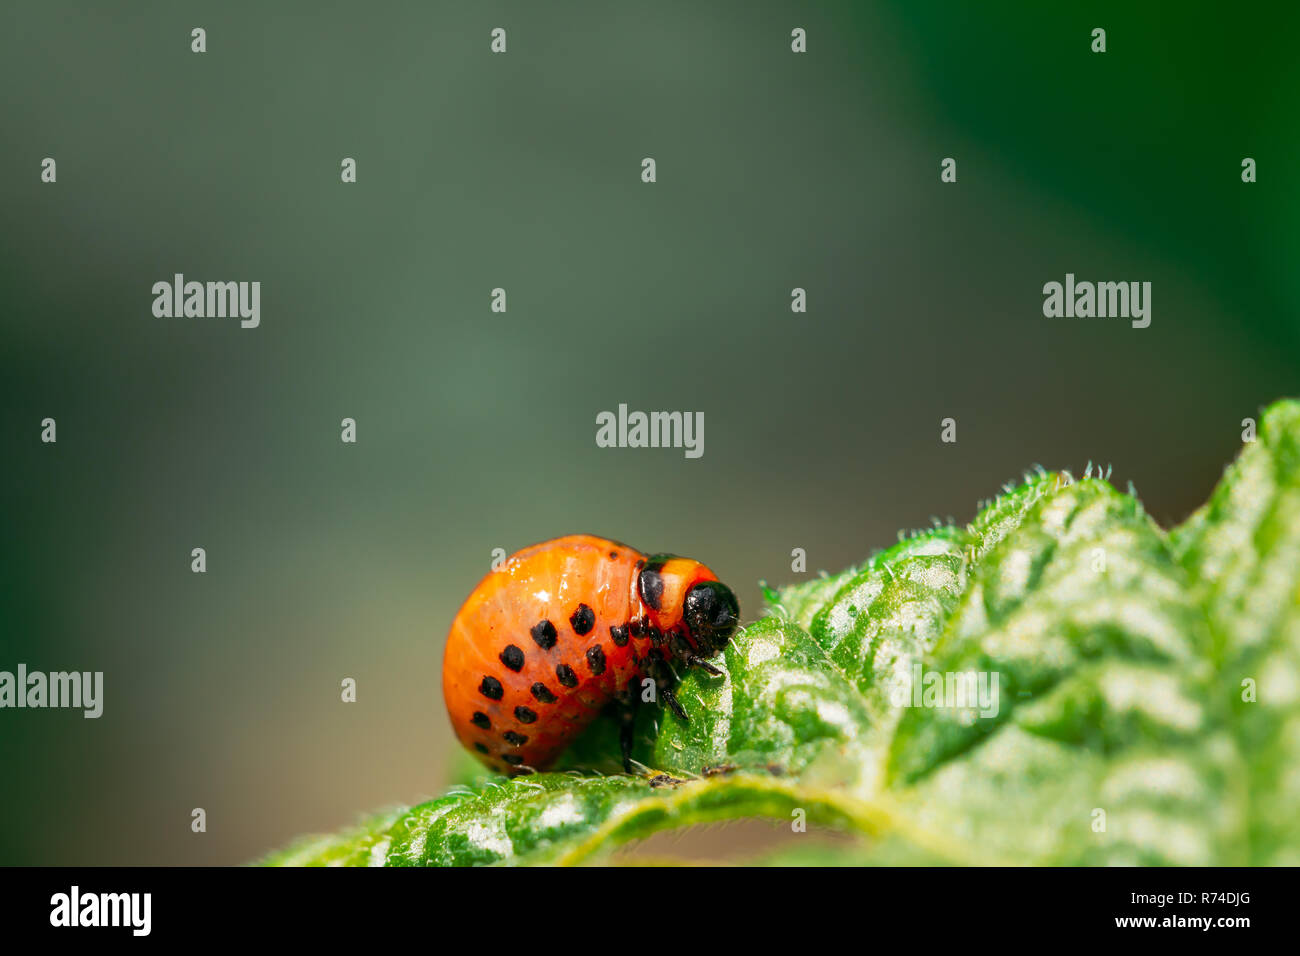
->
[442,534,739,775]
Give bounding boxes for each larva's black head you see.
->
[682,580,740,654]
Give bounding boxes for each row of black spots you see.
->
[530,603,594,650]
[477,638,615,707]
[467,712,527,764]
[473,741,521,767]
[481,669,548,706]
[476,608,618,746]
[482,604,598,704]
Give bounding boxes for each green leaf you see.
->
[262,772,877,867]
[261,401,1300,865]
[883,477,1242,865]
[1172,399,1300,865]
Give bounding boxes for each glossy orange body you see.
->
[442,534,721,774]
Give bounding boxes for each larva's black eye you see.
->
[683,581,739,646]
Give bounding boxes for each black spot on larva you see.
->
[609,624,629,647]
[471,711,491,729]
[515,705,538,724]
[503,754,524,766]
[556,664,578,688]
[629,619,644,638]
[570,603,595,635]
[479,676,504,700]
[530,620,557,650]
[530,682,556,703]
[587,645,607,675]
[647,626,664,646]
[609,551,619,560]
[639,569,665,610]
[499,644,525,672]
[503,730,528,746]
[474,742,489,755]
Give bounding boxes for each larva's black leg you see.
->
[616,690,638,773]
[647,654,689,722]
[687,655,723,677]
[660,684,688,722]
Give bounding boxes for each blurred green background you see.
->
[1,1,1296,864]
